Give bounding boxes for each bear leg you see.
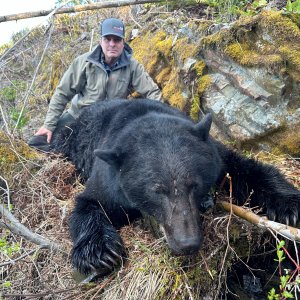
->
[69,194,126,275]
[217,142,300,226]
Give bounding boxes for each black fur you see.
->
[52,99,300,275]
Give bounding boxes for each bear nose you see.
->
[175,236,202,255]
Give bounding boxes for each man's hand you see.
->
[35,127,53,143]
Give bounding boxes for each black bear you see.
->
[52,99,300,275]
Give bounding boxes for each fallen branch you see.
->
[0,203,65,253]
[0,0,167,23]
[218,201,300,242]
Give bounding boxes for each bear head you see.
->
[94,113,222,256]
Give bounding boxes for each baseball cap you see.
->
[100,18,125,39]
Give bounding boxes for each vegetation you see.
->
[268,240,300,299]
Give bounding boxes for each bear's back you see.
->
[52,99,192,179]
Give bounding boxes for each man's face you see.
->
[100,35,124,63]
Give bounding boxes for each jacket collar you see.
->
[86,43,133,71]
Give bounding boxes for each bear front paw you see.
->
[71,228,126,275]
[267,202,299,227]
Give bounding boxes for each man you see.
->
[28,18,162,151]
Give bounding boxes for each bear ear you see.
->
[94,149,124,168]
[193,113,212,141]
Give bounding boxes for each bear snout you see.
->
[161,224,203,256]
[170,235,202,256]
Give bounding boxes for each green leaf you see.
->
[292,0,300,12]
[278,240,285,248]
[1,281,11,288]
[280,275,290,288]
[283,290,294,299]
[267,288,279,300]
[286,0,293,11]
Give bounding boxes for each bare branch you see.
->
[13,23,54,133]
[0,102,11,135]
[0,175,11,210]
[0,203,65,253]
[0,0,167,23]
[218,201,300,242]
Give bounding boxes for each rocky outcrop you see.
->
[130,10,300,155]
[201,49,299,142]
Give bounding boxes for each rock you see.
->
[200,54,289,141]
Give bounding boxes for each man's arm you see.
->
[130,60,162,101]
[42,56,88,134]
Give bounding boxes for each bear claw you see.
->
[103,253,118,266]
[107,246,123,259]
[99,259,113,269]
[267,205,298,227]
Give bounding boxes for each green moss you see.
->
[193,60,206,76]
[45,52,66,99]
[196,20,215,35]
[272,124,300,156]
[190,95,201,121]
[156,36,173,59]
[131,31,194,110]
[155,67,171,86]
[173,37,199,63]
[189,74,211,120]
[0,42,12,56]
[287,12,300,27]
[0,131,40,184]
[224,42,282,67]
[131,31,171,77]
[162,69,186,110]
[200,10,300,80]
[197,74,212,94]
[224,42,247,63]
[259,11,300,44]
[278,46,300,70]
[201,31,230,49]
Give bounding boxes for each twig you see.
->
[0,247,40,267]
[0,203,64,253]
[129,10,143,28]
[13,23,54,133]
[64,274,116,300]
[268,230,300,270]
[89,28,95,51]
[0,175,11,210]
[0,102,11,135]
[199,252,214,280]
[0,30,32,63]
[216,173,233,298]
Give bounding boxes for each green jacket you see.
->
[43,43,162,131]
